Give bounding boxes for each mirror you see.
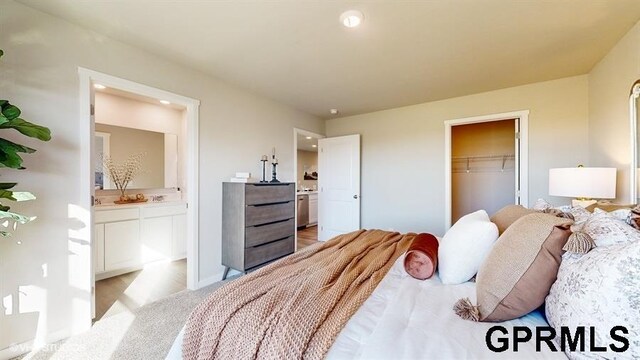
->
[630,79,640,203]
[94,124,178,191]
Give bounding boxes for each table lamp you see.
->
[548,166,617,207]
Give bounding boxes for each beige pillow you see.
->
[454,213,572,322]
[489,205,536,234]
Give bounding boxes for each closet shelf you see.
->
[452,154,515,173]
[451,154,515,162]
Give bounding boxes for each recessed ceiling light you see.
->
[306,136,312,140]
[330,108,339,115]
[159,100,171,105]
[312,145,317,148]
[340,10,364,28]
[94,84,106,90]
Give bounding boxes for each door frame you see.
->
[293,128,325,249]
[78,68,201,323]
[444,110,529,230]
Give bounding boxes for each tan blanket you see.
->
[182,229,414,360]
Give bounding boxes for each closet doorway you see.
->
[444,110,529,229]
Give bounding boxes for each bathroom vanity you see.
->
[94,201,187,280]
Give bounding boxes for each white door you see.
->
[88,83,97,319]
[318,135,361,241]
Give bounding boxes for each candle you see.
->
[272,147,276,157]
[261,155,268,161]
[273,158,278,165]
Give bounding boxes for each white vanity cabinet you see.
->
[140,204,188,262]
[308,193,318,225]
[94,202,187,280]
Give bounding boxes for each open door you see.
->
[317,134,361,241]
[89,84,96,319]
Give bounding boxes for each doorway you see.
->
[79,68,200,324]
[444,110,529,229]
[293,128,324,250]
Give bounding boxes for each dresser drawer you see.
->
[245,184,294,205]
[245,218,295,248]
[245,236,294,269]
[245,201,294,226]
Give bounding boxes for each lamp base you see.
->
[571,199,597,208]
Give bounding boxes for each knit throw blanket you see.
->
[182,229,414,360]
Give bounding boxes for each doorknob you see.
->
[353,195,359,199]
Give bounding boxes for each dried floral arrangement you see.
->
[102,152,146,202]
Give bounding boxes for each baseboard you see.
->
[0,329,70,360]
[196,272,223,289]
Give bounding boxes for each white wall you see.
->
[0,1,323,355]
[326,75,589,235]
[588,21,640,203]
[95,92,183,134]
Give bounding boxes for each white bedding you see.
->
[167,254,566,359]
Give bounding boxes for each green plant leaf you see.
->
[0,114,9,126]
[0,138,36,169]
[2,104,21,120]
[0,49,3,59]
[0,118,51,141]
[0,100,7,108]
[0,189,35,202]
[0,204,10,212]
[0,183,17,190]
[0,210,35,224]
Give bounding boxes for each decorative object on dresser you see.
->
[260,155,269,183]
[221,182,295,280]
[229,172,257,183]
[270,146,280,183]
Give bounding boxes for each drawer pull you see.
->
[253,218,290,227]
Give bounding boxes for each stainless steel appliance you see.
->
[297,193,309,228]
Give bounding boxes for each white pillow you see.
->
[438,210,498,284]
[546,240,640,358]
[581,210,640,247]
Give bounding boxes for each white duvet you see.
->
[167,254,566,359]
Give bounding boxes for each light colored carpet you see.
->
[17,278,233,360]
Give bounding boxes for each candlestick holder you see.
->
[260,156,268,183]
[270,161,280,183]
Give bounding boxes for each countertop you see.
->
[296,191,318,195]
[95,200,187,210]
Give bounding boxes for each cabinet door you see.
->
[172,214,187,260]
[141,217,173,262]
[104,220,140,271]
[94,223,105,273]
[309,198,318,224]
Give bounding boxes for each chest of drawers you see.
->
[221,182,295,279]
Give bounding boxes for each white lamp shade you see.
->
[549,167,617,199]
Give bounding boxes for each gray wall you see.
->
[588,21,640,203]
[0,0,323,351]
[326,75,589,236]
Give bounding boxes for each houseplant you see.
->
[0,49,52,238]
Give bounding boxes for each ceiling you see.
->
[297,134,318,152]
[19,0,640,118]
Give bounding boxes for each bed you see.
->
[166,228,565,360]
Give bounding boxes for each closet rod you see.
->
[451,154,515,161]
